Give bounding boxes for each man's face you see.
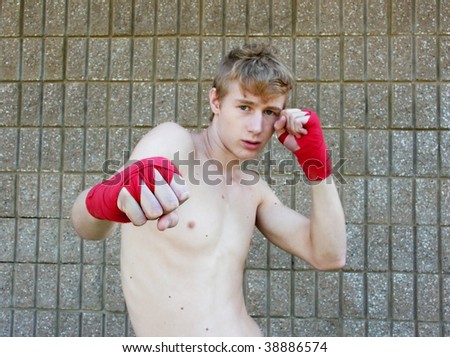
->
[210,81,287,160]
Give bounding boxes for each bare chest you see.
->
[170,172,260,254]
[122,170,262,263]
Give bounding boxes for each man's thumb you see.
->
[274,115,287,137]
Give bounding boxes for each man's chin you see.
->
[235,150,264,161]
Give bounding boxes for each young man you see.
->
[71,44,346,337]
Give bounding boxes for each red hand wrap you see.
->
[85,157,180,223]
[278,110,332,181]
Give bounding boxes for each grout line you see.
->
[338,0,347,336]
[435,0,445,337]
[386,4,394,335]
[9,0,27,337]
[410,0,420,338]
[362,0,369,336]
[173,0,181,124]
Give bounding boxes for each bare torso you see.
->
[120,130,264,336]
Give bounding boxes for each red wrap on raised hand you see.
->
[278,110,332,181]
[85,157,180,223]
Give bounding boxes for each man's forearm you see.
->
[309,179,347,270]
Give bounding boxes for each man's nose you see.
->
[247,112,263,133]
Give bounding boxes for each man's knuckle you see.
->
[144,212,160,220]
[166,200,179,212]
[143,203,162,219]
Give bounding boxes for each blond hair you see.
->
[210,44,294,120]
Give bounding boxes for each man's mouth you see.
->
[242,140,261,150]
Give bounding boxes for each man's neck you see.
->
[195,125,243,181]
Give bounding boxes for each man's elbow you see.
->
[319,258,346,271]
[312,253,346,271]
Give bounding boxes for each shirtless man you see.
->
[70,44,346,337]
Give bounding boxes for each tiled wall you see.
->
[1,0,449,337]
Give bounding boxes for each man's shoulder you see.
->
[247,173,284,206]
[238,168,276,200]
[131,122,195,161]
[150,122,192,140]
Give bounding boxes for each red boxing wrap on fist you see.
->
[278,110,332,181]
[85,157,180,223]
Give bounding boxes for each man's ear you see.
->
[209,88,220,114]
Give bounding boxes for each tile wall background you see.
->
[0,0,449,336]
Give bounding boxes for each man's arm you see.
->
[70,122,190,241]
[256,108,346,270]
[256,178,346,271]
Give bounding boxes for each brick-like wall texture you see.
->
[0,0,449,337]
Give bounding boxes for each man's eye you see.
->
[239,105,249,111]
[265,110,278,117]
